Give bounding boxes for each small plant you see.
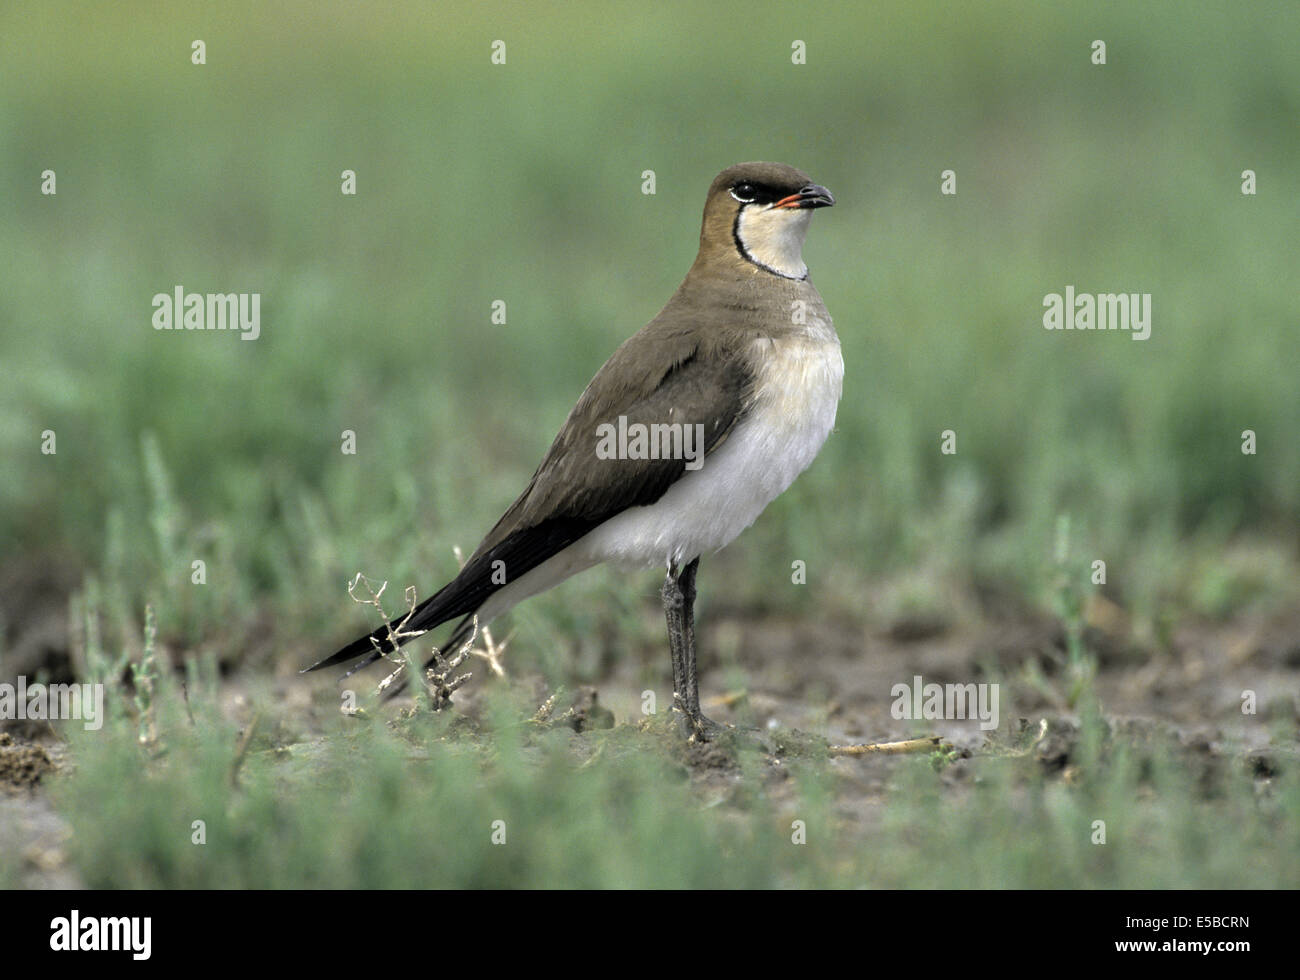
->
[1051,514,1098,710]
[130,604,160,750]
[930,744,962,771]
[346,573,475,712]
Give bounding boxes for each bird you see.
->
[305,161,842,740]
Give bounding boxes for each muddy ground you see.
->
[4,582,1297,888]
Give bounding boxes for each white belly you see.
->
[579,330,844,568]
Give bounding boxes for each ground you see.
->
[4,581,1295,889]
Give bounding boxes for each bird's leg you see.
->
[677,556,701,720]
[662,562,689,715]
[663,557,721,740]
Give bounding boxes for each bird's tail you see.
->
[304,516,597,678]
[302,574,471,676]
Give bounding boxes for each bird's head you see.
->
[698,162,835,281]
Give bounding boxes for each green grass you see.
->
[33,651,1298,889]
[2,0,1297,664]
[1,0,1298,888]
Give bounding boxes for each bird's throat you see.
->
[733,207,812,280]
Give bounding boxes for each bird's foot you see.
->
[671,707,776,754]
[674,707,728,743]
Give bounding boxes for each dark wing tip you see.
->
[302,626,392,674]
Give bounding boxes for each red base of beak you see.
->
[774,185,835,209]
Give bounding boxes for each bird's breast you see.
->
[580,321,843,569]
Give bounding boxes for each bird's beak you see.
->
[774,184,835,209]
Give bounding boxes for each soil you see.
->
[2,579,1296,887]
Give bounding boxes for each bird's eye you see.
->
[729,182,758,204]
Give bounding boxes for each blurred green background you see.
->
[2,0,1298,893]
[1,0,1297,666]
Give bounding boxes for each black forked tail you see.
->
[302,516,595,677]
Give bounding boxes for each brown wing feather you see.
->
[469,323,753,561]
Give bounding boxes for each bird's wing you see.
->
[474,324,753,557]
[304,322,756,673]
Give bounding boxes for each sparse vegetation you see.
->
[0,0,1296,889]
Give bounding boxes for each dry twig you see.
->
[346,573,475,710]
[828,736,950,757]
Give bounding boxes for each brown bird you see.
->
[306,162,841,739]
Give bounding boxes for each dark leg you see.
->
[662,556,721,740]
[663,563,688,713]
[665,561,686,712]
[677,557,700,720]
